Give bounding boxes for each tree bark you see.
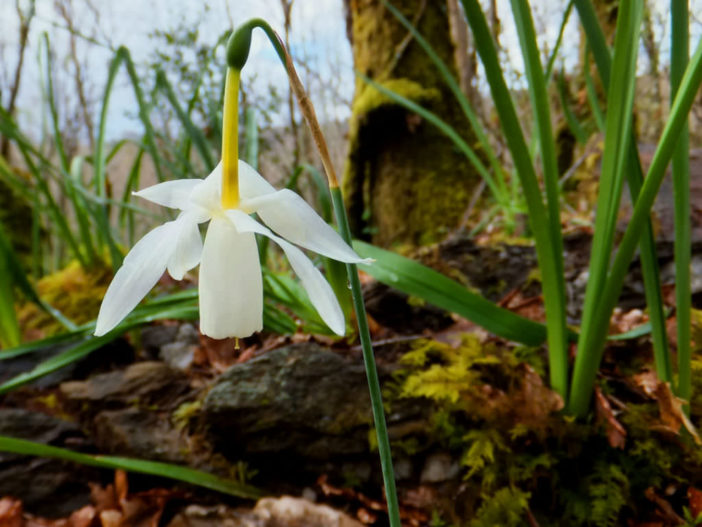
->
[342,0,481,247]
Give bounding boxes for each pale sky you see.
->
[2,0,701,139]
[1,0,353,138]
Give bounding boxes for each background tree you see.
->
[342,0,482,247]
[1,0,36,158]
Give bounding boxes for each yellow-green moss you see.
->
[351,79,439,117]
[17,259,112,338]
[172,400,202,431]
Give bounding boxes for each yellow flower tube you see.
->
[221,68,240,209]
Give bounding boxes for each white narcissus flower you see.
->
[94,160,368,339]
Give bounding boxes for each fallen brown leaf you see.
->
[356,508,377,524]
[317,475,428,525]
[654,382,701,445]
[689,487,702,519]
[595,386,627,449]
[115,471,128,504]
[99,510,122,527]
[0,497,24,527]
[632,370,660,398]
[644,487,684,525]
[505,364,563,432]
[67,506,95,527]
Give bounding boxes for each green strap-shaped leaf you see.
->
[353,241,548,346]
[0,436,262,499]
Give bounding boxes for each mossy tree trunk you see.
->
[342,0,481,247]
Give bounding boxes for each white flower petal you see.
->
[243,189,369,264]
[189,161,275,215]
[198,216,263,339]
[189,165,223,213]
[227,210,345,335]
[167,212,203,280]
[134,179,202,209]
[95,222,176,336]
[239,160,275,198]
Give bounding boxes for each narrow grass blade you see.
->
[0,223,76,332]
[119,146,145,246]
[40,33,69,173]
[263,272,331,335]
[66,156,98,264]
[511,0,568,389]
[569,30,702,416]
[544,1,574,82]
[0,235,21,348]
[263,301,298,335]
[460,0,569,397]
[671,0,692,404]
[156,70,216,172]
[0,436,262,498]
[0,302,197,394]
[244,107,259,169]
[570,0,673,410]
[583,49,606,131]
[0,111,87,268]
[354,241,550,346]
[94,47,164,270]
[570,0,644,415]
[557,70,588,144]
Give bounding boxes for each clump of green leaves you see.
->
[393,336,702,525]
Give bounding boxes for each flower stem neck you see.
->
[221,67,240,210]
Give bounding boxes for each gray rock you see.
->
[60,361,190,409]
[394,457,413,480]
[420,452,460,483]
[254,496,363,527]
[140,324,179,358]
[0,339,133,390]
[59,362,196,465]
[0,409,95,517]
[93,408,188,462]
[160,324,200,370]
[204,344,374,459]
[166,497,363,527]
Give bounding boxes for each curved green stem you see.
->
[226,19,286,71]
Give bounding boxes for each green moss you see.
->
[397,335,505,407]
[17,259,112,338]
[461,429,508,482]
[351,79,439,117]
[172,400,202,431]
[470,487,531,527]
